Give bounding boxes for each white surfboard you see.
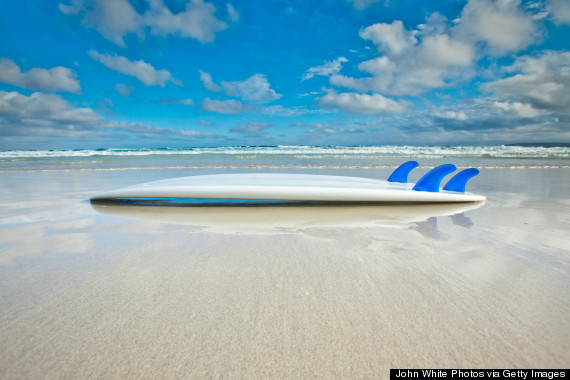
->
[90,172,486,203]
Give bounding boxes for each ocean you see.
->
[1,145,569,172]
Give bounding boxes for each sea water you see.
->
[1,145,568,172]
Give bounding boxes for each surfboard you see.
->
[90,162,486,203]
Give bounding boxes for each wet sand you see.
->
[0,168,569,378]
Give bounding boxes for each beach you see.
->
[0,149,569,378]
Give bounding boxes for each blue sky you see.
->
[0,0,569,149]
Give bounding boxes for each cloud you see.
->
[89,50,182,87]
[197,119,213,126]
[115,83,135,97]
[344,0,383,10]
[549,0,570,25]
[455,0,539,54]
[359,21,414,56]
[328,74,368,92]
[425,97,567,141]
[0,90,102,137]
[142,0,230,43]
[226,3,239,22]
[0,91,215,143]
[230,121,271,136]
[159,98,194,106]
[59,0,235,47]
[200,73,282,113]
[482,51,570,113]
[302,57,348,81]
[434,111,469,121]
[360,98,570,145]
[258,104,329,116]
[201,98,251,114]
[331,0,542,97]
[199,70,221,92]
[96,97,114,115]
[493,101,545,118]
[317,89,406,114]
[0,58,81,94]
[59,0,142,48]
[353,16,476,95]
[221,74,282,103]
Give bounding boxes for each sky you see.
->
[0,0,569,149]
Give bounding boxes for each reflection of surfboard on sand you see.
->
[90,200,485,233]
[90,161,486,204]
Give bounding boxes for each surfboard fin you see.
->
[443,168,480,193]
[387,161,419,183]
[412,164,456,192]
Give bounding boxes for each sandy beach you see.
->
[3,0,570,376]
[0,167,569,378]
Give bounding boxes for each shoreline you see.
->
[1,164,570,175]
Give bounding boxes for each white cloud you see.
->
[59,0,142,48]
[493,101,544,118]
[201,98,251,114]
[434,111,469,121]
[221,74,282,103]
[356,32,475,95]
[230,121,271,136]
[345,0,382,10]
[455,0,539,54]
[336,14,476,96]
[303,57,348,81]
[331,0,543,96]
[328,74,368,92]
[0,58,81,94]
[483,51,570,112]
[226,3,239,22]
[359,21,415,56]
[258,104,328,116]
[115,83,135,97]
[418,34,474,67]
[159,98,194,106]
[0,91,216,142]
[199,70,221,92]
[59,0,235,46]
[0,91,99,124]
[549,0,570,25]
[317,89,406,114]
[0,91,102,137]
[143,0,229,43]
[89,50,182,87]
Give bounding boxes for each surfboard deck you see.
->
[90,173,486,203]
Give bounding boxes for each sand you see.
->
[0,168,569,378]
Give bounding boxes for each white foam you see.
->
[1,145,569,159]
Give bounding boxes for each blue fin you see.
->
[412,164,456,192]
[443,168,480,193]
[387,161,419,183]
